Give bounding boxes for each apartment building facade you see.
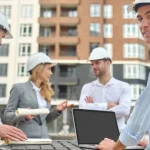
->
[0,0,149,134]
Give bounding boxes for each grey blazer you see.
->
[2,81,61,138]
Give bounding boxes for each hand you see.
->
[0,124,27,141]
[24,115,35,120]
[95,138,115,150]
[24,107,35,120]
[107,102,118,109]
[138,138,148,147]
[85,96,93,103]
[56,101,74,112]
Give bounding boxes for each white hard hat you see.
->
[89,47,111,61]
[27,52,57,72]
[127,0,150,12]
[0,12,13,39]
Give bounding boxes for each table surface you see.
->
[0,140,144,150]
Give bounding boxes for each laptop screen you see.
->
[73,109,120,144]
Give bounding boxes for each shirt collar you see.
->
[94,77,115,87]
[30,81,40,92]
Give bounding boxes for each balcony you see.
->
[39,45,55,57]
[60,36,79,45]
[40,8,56,17]
[59,46,77,57]
[40,0,80,7]
[59,17,79,26]
[61,10,77,17]
[38,17,57,26]
[37,37,57,45]
[60,26,77,36]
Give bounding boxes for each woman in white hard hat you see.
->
[2,52,73,138]
[0,12,27,142]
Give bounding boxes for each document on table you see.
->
[4,138,52,145]
[15,108,50,116]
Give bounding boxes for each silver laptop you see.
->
[72,109,144,150]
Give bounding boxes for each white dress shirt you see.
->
[30,81,47,108]
[119,73,150,149]
[79,77,131,130]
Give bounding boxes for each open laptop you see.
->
[72,109,144,150]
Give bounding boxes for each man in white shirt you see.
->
[79,47,131,131]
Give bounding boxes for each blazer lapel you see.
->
[26,81,41,124]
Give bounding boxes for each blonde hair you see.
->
[29,64,54,103]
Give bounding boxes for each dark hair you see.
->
[134,3,150,12]
[0,25,7,33]
[102,58,112,63]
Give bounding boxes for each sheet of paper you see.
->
[5,138,52,145]
[125,146,145,149]
[15,108,50,116]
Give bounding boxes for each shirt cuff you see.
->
[119,128,138,146]
[101,103,107,110]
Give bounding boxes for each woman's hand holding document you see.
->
[15,108,50,116]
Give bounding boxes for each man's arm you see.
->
[79,84,108,111]
[108,83,131,118]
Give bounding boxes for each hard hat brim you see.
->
[127,1,150,12]
[51,63,57,67]
[5,32,13,39]
[127,4,135,12]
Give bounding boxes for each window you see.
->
[104,43,113,58]
[68,9,78,17]
[123,43,145,59]
[124,65,146,80]
[41,9,52,17]
[60,45,76,56]
[104,5,112,19]
[123,5,136,19]
[90,4,100,17]
[104,24,113,38]
[58,85,77,100]
[123,24,139,38]
[130,84,145,100]
[59,65,77,77]
[20,24,32,37]
[39,46,50,55]
[19,43,31,56]
[0,6,11,18]
[0,44,9,56]
[40,27,51,37]
[90,23,100,36]
[67,86,77,100]
[21,5,33,18]
[90,43,100,53]
[18,63,28,76]
[0,64,7,76]
[0,84,6,97]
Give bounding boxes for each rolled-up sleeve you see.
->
[119,83,150,146]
